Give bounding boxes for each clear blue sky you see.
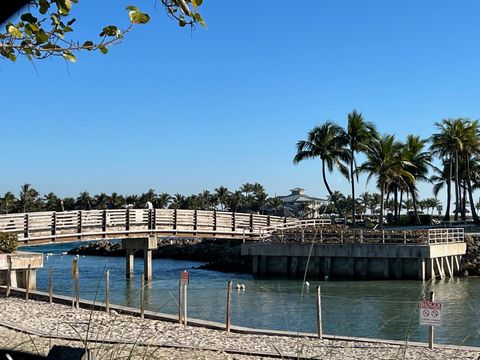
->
[1,1,480,203]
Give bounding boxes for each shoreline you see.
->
[0,287,479,359]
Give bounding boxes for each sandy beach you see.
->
[0,296,478,359]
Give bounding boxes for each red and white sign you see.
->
[180,271,189,286]
[419,301,442,326]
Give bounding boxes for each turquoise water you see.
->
[21,242,480,347]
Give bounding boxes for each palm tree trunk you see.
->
[444,157,452,222]
[394,189,398,223]
[379,183,385,229]
[454,151,460,221]
[399,189,404,222]
[350,157,356,226]
[411,186,421,225]
[322,160,344,218]
[466,155,480,224]
[461,180,467,221]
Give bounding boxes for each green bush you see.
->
[0,232,18,253]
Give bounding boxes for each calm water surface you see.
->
[20,242,480,347]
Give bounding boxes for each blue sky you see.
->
[1,1,480,203]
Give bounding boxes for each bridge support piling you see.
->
[126,250,134,280]
[122,235,157,281]
[144,249,152,281]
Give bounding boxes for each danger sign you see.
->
[180,271,189,286]
[419,301,442,326]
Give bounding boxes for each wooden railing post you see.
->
[267,215,271,227]
[52,212,56,237]
[24,213,29,240]
[78,210,83,238]
[232,212,236,232]
[102,210,107,236]
[173,209,178,230]
[148,209,152,230]
[213,210,217,231]
[250,213,254,232]
[194,210,198,231]
[126,208,130,231]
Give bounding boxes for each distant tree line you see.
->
[0,183,284,215]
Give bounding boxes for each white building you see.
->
[278,188,329,218]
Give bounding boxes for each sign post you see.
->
[180,271,189,328]
[419,291,442,349]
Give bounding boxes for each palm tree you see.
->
[461,120,480,224]
[19,183,40,213]
[359,192,372,215]
[76,192,92,210]
[430,119,466,221]
[293,121,349,217]
[1,192,16,214]
[359,135,414,228]
[214,186,230,211]
[44,192,60,211]
[402,135,432,224]
[346,110,376,225]
[156,193,171,209]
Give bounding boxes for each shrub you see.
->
[0,232,18,253]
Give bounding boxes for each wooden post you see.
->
[49,267,53,304]
[232,212,236,232]
[75,268,80,309]
[52,212,56,237]
[140,273,145,319]
[102,210,107,237]
[78,210,83,239]
[183,282,188,328]
[173,209,178,230]
[194,210,198,232]
[178,278,182,324]
[126,208,130,231]
[24,213,29,240]
[213,210,217,231]
[316,286,323,339]
[25,264,31,301]
[5,255,11,298]
[226,281,232,334]
[429,291,435,349]
[105,270,110,312]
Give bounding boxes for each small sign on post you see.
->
[180,270,189,286]
[419,300,442,326]
[419,291,441,349]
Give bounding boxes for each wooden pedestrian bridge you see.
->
[0,209,295,245]
[0,209,468,282]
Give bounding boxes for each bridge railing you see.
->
[0,209,288,244]
[263,226,465,245]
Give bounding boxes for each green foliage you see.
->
[0,0,206,62]
[0,232,18,253]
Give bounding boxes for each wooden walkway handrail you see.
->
[0,209,288,245]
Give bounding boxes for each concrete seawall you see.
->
[241,242,466,280]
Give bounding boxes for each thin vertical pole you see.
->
[429,291,435,349]
[75,269,80,309]
[140,273,145,319]
[49,267,53,304]
[178,278,182,324]
[5,255,11,298]
[183,284,188,328]
[25,264,31,301]
[105,270,110,313]
[316,286,323,339]
[226,281,232,334]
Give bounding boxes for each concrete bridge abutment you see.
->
[122,235,157,281]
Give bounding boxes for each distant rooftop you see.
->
[278,188,328,203]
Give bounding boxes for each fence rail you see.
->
[0,209,288,245]
[263,226,465,245]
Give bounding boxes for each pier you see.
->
[242,225,466,280]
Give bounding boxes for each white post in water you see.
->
[183,282,188,328]
[180,270,189,328]
[25,264,31,301]
[72,256,79,308]
[49,267,53,304]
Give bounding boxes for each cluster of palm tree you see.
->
[0,183,278,214]
[294,114,480,227]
